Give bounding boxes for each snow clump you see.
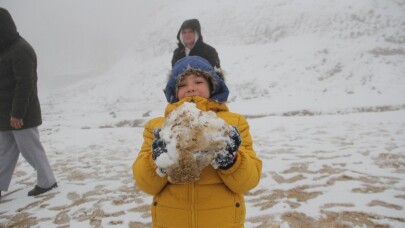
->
[155,102,230,183]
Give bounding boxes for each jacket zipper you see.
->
[191,182,196,227]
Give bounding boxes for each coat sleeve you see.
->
[217,115,262,194]
[211,47,221,69]
[11,48,36,118]
[133,119,168,195]
[171,48,184,67]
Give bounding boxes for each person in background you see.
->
[171,19,223,78]
[0,8,57,199]
[133,56,262,227]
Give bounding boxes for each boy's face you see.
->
[181,28,196,47]
[177,74,210,100]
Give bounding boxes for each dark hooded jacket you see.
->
[0,8,42,131]
[171,19,221,69]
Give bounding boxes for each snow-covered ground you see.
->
[1,0,405,227]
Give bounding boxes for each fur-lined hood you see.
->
[164,56,229,103]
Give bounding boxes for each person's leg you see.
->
[12,127,56,188]
[0,131,20,192]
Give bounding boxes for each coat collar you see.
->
[164,96,229,117]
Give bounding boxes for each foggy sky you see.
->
[1,0,165,93]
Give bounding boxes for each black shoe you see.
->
[28,183,58,196]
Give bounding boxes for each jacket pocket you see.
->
[151,197,191,228]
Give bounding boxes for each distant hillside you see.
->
[44,0,405,118]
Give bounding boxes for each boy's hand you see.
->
[152,128,167,176]
[152,128,167,160]
[212,126,241,169]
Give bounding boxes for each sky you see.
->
[1,0,167,92]
[0,0,405,227]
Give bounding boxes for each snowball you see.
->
[158,102,230,183]
[154,153,175,168]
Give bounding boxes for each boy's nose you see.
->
[186,85,195,92]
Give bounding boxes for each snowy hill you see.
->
[1,0,405,227]
[43,0,405,119]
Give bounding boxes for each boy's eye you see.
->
[178,84,185,87]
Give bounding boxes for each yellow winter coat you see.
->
[133,96,262,228]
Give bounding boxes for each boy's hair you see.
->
[165,56,229,103]
[174,68,216,98]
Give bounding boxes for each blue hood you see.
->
[164,56,229,103]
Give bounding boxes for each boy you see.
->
[133,56,262,227]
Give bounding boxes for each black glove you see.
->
[152,128,167,176]
[152,128,167,160]
[212,126,242,169]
